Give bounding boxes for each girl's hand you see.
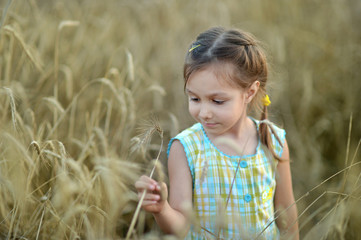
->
[135,175,168,214]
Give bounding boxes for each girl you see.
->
[135,27,299,239]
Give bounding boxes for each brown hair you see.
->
[183,26,282,160]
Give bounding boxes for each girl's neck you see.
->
[205,115,258,156]
[222,116,255,145]
[230,115,252,138]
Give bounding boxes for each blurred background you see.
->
[0,0,360,239]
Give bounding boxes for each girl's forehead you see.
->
[188,61,241,88]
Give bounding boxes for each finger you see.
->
[140,192,161,201]
[143,182,168,201]
[135,180,157,191]
[134,181,150,191]
[154,183,161,191]
[142,200,158,206]
[159,182,168,201]
[135,176,158,190]
[140,175,158,185]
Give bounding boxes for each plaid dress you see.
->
[167,118,285,239]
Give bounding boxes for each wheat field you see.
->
[0,0,360,239]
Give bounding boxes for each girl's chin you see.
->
[202,124,225,136]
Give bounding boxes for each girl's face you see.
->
[186,63,257,138]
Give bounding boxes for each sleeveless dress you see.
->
[167,118,286,240]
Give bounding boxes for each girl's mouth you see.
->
[203,122,218,128]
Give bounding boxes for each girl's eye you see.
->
[213,100,224,104]
[190,97,199,102]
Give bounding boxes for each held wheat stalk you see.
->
[126,118,163,240]
[126,140,163,240]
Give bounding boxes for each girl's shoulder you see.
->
[167,123,203,180]
[173,122,203,139]
[167,122,203,157]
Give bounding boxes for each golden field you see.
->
[0,0,360,239]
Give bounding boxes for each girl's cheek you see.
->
[188,104,198,117]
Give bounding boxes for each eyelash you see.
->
[189,97,224,105]
[189,97,199,102]
[213,100,224,105]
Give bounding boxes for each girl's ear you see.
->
[245,81,260,103]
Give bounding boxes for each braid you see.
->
[259,104,284,160]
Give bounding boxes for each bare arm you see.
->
[135,140,192,237]
[154,140,192,236]
[274,140,299,239]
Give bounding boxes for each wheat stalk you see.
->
[285,188,361,239]
[1,87,17,131]
[4,29,13,85]
[53,20,79,138]
[255,161,361,239]
[54,20,80,84]
[46,78,130,140]
[3,25,43,73]
[126,116,163,240]
[0,0,12,30]
[337,113,353,205]
[126,49,135,83]
[59,65,74,100]
[43,97,65,114]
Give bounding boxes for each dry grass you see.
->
[0,0,360,239]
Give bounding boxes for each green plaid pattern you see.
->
[168,118,285,239]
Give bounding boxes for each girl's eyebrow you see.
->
[185,89,194,95]
[186,89,228,98]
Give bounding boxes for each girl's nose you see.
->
[199,104,212,119]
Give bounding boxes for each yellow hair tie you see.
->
[189,44,201,52]
[262,94,271,107]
